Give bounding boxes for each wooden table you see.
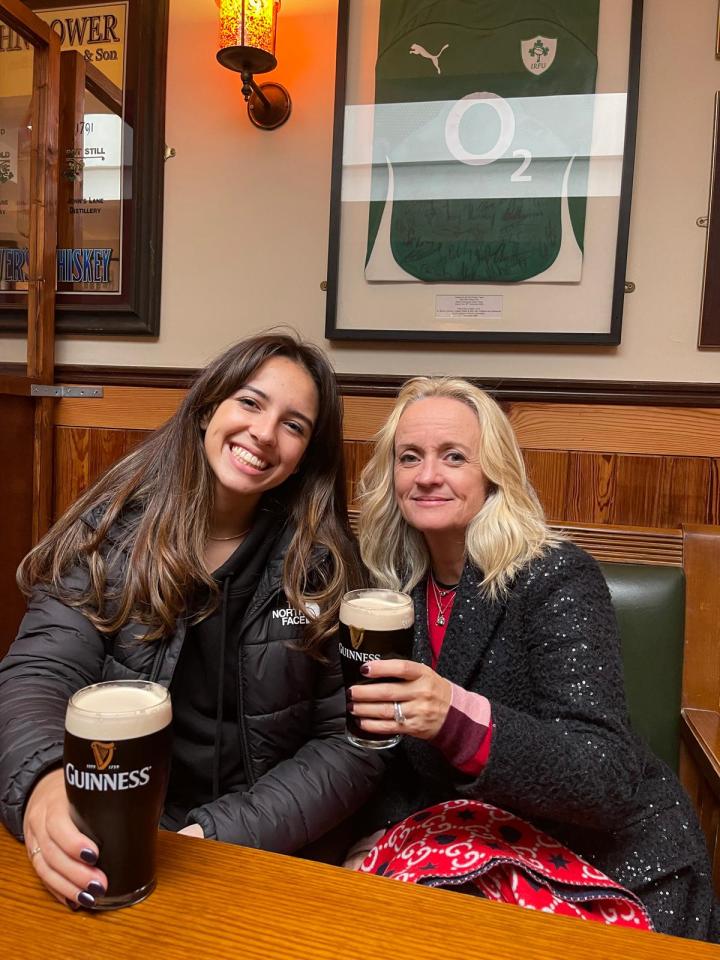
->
[2,828,718,959]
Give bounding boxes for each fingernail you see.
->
[86,880,106,897]
[77,891,95,908]
[360,664,370,676]
[65,898,80,912]
[80,848,98,865]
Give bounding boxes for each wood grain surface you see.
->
[682,527,720,710]
[506,404,720,457]
[50,390,720,530]
[1,829,717,960]
[51,430,720,530]
[55,387,187,429]
[0,397,34,658]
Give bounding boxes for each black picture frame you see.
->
[325,0,643,345]
[0,0,168,336]
[699,91,720,349]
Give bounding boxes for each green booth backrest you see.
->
[599,562,685,772]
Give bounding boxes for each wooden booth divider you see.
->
[52,388,720,529]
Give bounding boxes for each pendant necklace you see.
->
[430,573,458,627]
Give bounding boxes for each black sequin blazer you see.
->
[368,541,718,940]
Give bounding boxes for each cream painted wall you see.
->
[2,0,720,381]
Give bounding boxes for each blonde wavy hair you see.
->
[358,377,560,599]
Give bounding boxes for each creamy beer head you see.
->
[66,681,171,740]
[339,589,414,632]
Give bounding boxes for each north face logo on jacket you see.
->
[271,603,319,628]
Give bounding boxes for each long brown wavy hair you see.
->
[18,333,360,655]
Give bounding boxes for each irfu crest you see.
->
[521,36,557,76]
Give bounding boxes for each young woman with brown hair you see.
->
[0,333,382,910]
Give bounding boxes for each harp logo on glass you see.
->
[91,740,116,771]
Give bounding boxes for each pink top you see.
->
[426,579,492,774]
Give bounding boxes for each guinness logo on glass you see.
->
[91,741,116,771]
[349,625,364,650]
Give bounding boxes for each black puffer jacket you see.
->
[0,509,383,851]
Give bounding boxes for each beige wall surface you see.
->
[2,0,720,382]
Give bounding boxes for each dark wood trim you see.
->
[2,364,719,406]
[336,375,720,407]
[0,363,197,389]
[56,364,199,389]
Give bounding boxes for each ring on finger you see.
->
[28,845,41,860]
[393,701,406,725]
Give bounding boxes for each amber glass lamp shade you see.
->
[217,0,279,75]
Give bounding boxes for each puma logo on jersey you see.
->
[409,42,449,75]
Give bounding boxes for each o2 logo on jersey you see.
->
[444,92,532,183]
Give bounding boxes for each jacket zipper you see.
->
[149,639,167,683]
[236,586,283,788]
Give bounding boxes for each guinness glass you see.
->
[64,680,172,909]
[339,589,414,749]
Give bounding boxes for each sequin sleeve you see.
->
[457,543,644,830]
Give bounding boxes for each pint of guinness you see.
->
[338,589,414,749]
[64,680,172,909]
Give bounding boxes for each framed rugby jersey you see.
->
[325,0,643,345]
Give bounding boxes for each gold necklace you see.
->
[207,528,251,542]
[429,573,458,627]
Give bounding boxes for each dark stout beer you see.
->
[338,589,414,749]
[64,681,172,909]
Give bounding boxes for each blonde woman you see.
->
[348,377,718,943]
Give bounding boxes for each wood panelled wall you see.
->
[52,388,720,529]
[0,397,35,646]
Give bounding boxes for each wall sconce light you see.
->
[217,0,291,130]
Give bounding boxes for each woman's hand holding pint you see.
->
[23,769,107,908]
[350,660,452,741]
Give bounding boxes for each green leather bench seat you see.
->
[600,562,685,772]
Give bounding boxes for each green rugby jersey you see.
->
[365,0,600,283]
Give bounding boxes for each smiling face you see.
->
[202,355,319,518]
[393,396,489,539]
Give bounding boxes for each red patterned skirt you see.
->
[360,799,653,931]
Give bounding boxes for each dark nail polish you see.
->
[86,880,106,898]
[65,898,80,912]
[77,891,95,908]
[360,664,370,676]
[80,848,98,865]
